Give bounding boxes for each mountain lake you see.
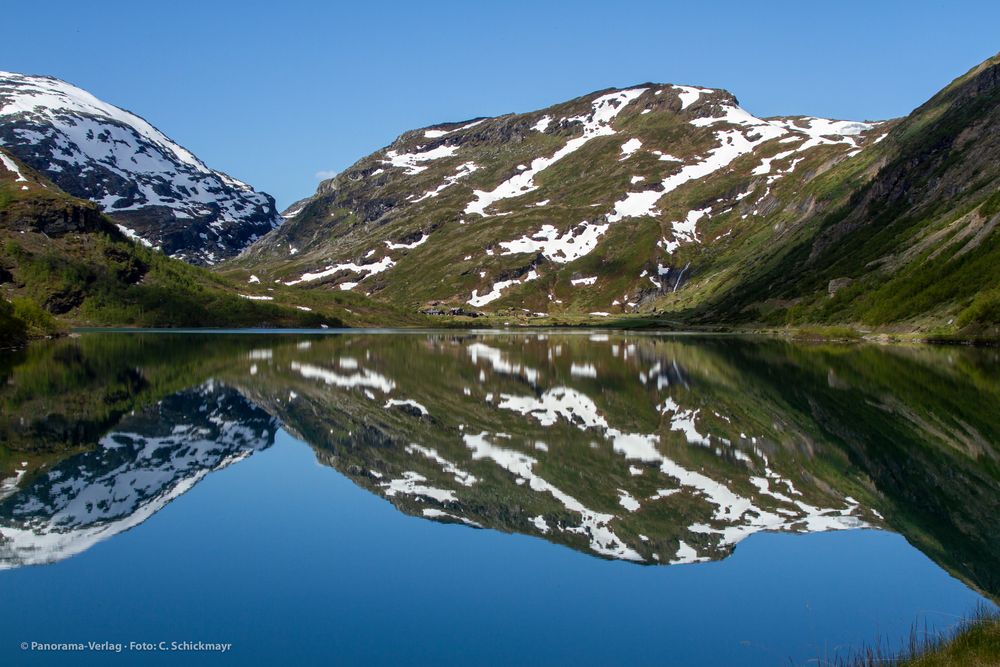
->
[0,330,997,665]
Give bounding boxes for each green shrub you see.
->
[0,298,28,348]
[11,297,62,337]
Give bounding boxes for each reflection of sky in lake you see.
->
[0,431,988,666]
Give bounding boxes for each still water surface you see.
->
[0,331,997,665]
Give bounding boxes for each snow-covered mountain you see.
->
[235,82,885,310]
[0,72,281,265]
[232,53,1000,338]
[236,335,877,566]
[0,382,277,568]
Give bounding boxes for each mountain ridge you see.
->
[228,54,999,339]
[695,52,1000,338]
[234,81,886,316]
[2,54,998,339]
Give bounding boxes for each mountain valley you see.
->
[2,55,999,340]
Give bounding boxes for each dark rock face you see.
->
[0,72,282,265]
[0,197,105,237]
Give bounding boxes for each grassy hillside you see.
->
[690,54,1000,340]
[228,55,1000,340]
[0,149,426,346]
[232,83,884,320]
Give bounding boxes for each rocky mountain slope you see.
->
[236,54,1000,338]
[0,72,281,265]
[234,80,886,317]
[703,53,1000,339]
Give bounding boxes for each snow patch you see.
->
[383,144,460,175]
[464,88,647,217]
[468,269,539,307]
[285,256,395,287]
[499,222,610,264]
[672,85,714,109]
[619,138,642,160]
[0,152,27,181]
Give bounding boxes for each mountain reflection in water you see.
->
[0,332,997,601]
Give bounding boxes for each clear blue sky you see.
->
[2,0,998,209]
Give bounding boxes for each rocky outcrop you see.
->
[0,196,105,237]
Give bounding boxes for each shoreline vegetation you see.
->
[0,295,61,349]
[835,605,999,667]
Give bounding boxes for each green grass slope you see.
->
[0,149,425,345]
[233,55,1000,339]
[696,54,1000,340]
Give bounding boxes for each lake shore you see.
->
[49,321,1000,349]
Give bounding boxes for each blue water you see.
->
[1,429,985,666]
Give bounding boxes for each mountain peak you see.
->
[0,71,281,265]
[236,80,883,315]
